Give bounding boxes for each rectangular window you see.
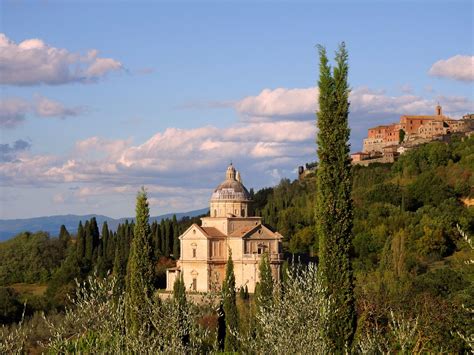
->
[193,248,196,258]
[192,279,197,291]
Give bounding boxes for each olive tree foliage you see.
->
[0,306,28,354]
[239,263,331,354]
[455,224,474,351]
[356,311,419,354]
[39,274,218,354]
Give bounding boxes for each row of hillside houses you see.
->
[351,105,474,166]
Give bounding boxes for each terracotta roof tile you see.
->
[229,225,256,237]
[201,227,226,237]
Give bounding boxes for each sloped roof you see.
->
[229,224,258,238]
[201,227,226,238]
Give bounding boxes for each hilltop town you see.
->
[351,105,474,166]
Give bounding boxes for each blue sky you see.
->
[1,0,473,219]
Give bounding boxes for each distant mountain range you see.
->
[0,208,209,241]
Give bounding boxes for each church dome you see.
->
[211,164,251,201]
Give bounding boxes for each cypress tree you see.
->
[315,43,356,351]
[222,249,239,352]
[154,223,162,258]
[101,222,109,256]
[125,188,155,335]
[90,217,100,248]
[173,274,189,346]
[255,252,273,314]
[164,219,171,257]
[58,224,71,250]
[159,219,166,256]
[76,221,85,262]
[84,220,93,263]
[172,216,180,259]
[113,227,126,288]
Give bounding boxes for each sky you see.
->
[0,0,473,219]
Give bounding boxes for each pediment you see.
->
[179,224,209,240]
[243,224,282,240]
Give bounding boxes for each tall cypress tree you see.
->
[160,219,166,256]
[172,215,180,259]
[90,217,100,248]
[222,249,239,352]
[315,43,356,351]
[58,224,71,250]
[84,220,93,263]
[76,221,85,262]
[173,274,189,346]
[125,188,155,335]
[255,252,273,314]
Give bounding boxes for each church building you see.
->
[166,164,283,293]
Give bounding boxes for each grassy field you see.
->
[10,283,47,297]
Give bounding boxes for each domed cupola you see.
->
[210,164,252,218]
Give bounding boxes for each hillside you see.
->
[0,208,209,241]
[0,136,472,351]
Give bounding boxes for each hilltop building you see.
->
[166,164,283,293]
[362,104,474,154]
[352,105,474,165]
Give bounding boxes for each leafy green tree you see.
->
[315,43,356,351]
[125,188,155,335]
[222,249,239,352]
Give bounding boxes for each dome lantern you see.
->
[226,163,236,180]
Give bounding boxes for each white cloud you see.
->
[0,33,123,86]
[74,136,131,160]
[235,87,318,121]
[0,97,30,128]
[34,95,85,118]
[233,86,473,121]
[0,118,315,193]
[0,95,86,128]
[429,55,474,82]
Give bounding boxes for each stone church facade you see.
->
[166,164,283,293]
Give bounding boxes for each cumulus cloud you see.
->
[34,95,85,118]
[0,95,85,128]
[0,33,123,86]
[429,55,474,82]
[0,119,315,192]
[0,139,31,162]
[0,97,30,128]
[235,87,318,121]
[233,86,473,121]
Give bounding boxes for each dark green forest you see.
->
[1,136,473,351]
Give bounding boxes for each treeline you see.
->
[0,214,203,321]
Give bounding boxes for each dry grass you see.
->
[10,283,47,297]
